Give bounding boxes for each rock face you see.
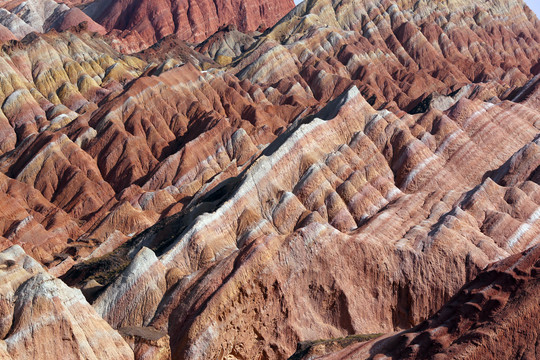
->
[195,24,257,64]
[93,247,167,329]
[0,19,318,269]
[0,29,148,265]
[135,34,217,69]
[0,0,105,39]
[294,244,540,359]
[0,0,538,359]
[81,0,295,46]
[0,245,133,359]
[0,0,292,53]
[79,82,539,359]
[231,0,540,111]
[0,23,15,41]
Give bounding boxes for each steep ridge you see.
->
[0,245,133,359]
[0,0,106,38]
[80,0,296,48]
[64,81,540,359]
[229,0,540,112]
[0,29,148,266]
[195,24,257,65]
[0,0,293,55]
[0,0,538,359]
[0,25,316,269]
[293,244,540,359]
[135,34,217,68]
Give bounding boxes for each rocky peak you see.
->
[80,0,295,50]
[0,245,134,359]
[0,0,105,39]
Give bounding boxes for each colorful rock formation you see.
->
[0,0,105,38]
[0,245,133,359]
[0,0,293,53]
[292,244,540,359]
[0,0,538,359]
[81,0,295,46]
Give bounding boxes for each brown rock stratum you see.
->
[0,0,538,359]
[0,0,106,38]
[0,245,133,359]
[0,0,294,53]
[81,0,295,47]
[292,244,540,359]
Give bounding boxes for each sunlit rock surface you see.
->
[0,245,133,359]
[0,0,538,359]
[293,244,540,359]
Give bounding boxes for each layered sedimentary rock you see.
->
[0,0,293,54]
[136,34,216,69]
[0,245,133,359]
[0,0,105,38]
[293,244,540,359]
[81,0,295,47]
[0,29,147,265]
[0,0,538,359]
[0,23,15,41]
[66,81,540,359]
[195,24,257,65]
[119,326,172,360]
[230,0,540,112]
[0,21,318,269]
[93,247,167,329]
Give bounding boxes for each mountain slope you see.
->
[0,0,106,37]
[81,0,296,48]
[0,245,134,359]
[292,244,540,359]
[0,0,538,359]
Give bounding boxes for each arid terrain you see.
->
[0,0,538,359]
